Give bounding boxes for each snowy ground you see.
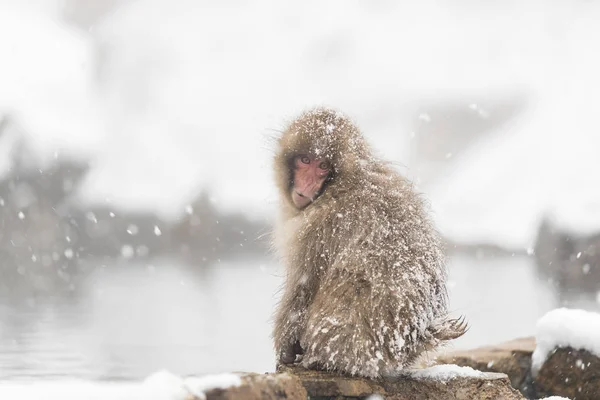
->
[0,370,241,400]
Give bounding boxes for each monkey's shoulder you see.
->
[332,184,429,226]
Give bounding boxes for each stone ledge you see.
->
[190,365,524,400]
[434,337,535,396]
[277,365,523,400]
[202,372,307,400]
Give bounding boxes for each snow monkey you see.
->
[272,107,466,378]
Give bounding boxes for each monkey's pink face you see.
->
[291,154,331,209]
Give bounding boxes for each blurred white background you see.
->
[0,0,599,386]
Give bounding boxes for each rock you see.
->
[435,337,536,395]
[191,365,524,399]
[202,372,307,400]
[278,365,523,400]
[534,346,600,400]
[190,362,524,399]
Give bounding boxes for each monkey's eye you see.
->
[300,156,311,164]
[318,161,330,170]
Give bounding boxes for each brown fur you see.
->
[272,107,466,378]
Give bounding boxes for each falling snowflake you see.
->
[64,248,74,259]
[121,245,135,259]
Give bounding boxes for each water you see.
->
[448,255,556,349]
[0,259,282,381]
[0,254,596,381]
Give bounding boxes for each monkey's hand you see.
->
[278,340,304,365]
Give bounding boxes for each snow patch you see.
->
[532,308,600,375]
[139,370,189,400]
[538,397,572,400]
[0,370,243,400]
[409,364,485,381]
[184,373,242,400]
[0,370,186,400]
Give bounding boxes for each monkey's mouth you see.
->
[292,191,316,209]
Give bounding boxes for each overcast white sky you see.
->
[1,0,599,247]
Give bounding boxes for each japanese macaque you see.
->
[272,107,466,378]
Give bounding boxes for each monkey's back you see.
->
[298,165,452,378]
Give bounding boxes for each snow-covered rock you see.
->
[434,336,536,394]
[279,364,522,399]
[532,308,600,374]
[532,309,600,400]
[533,345,599,400]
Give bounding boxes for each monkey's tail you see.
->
[428,315,468,342]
